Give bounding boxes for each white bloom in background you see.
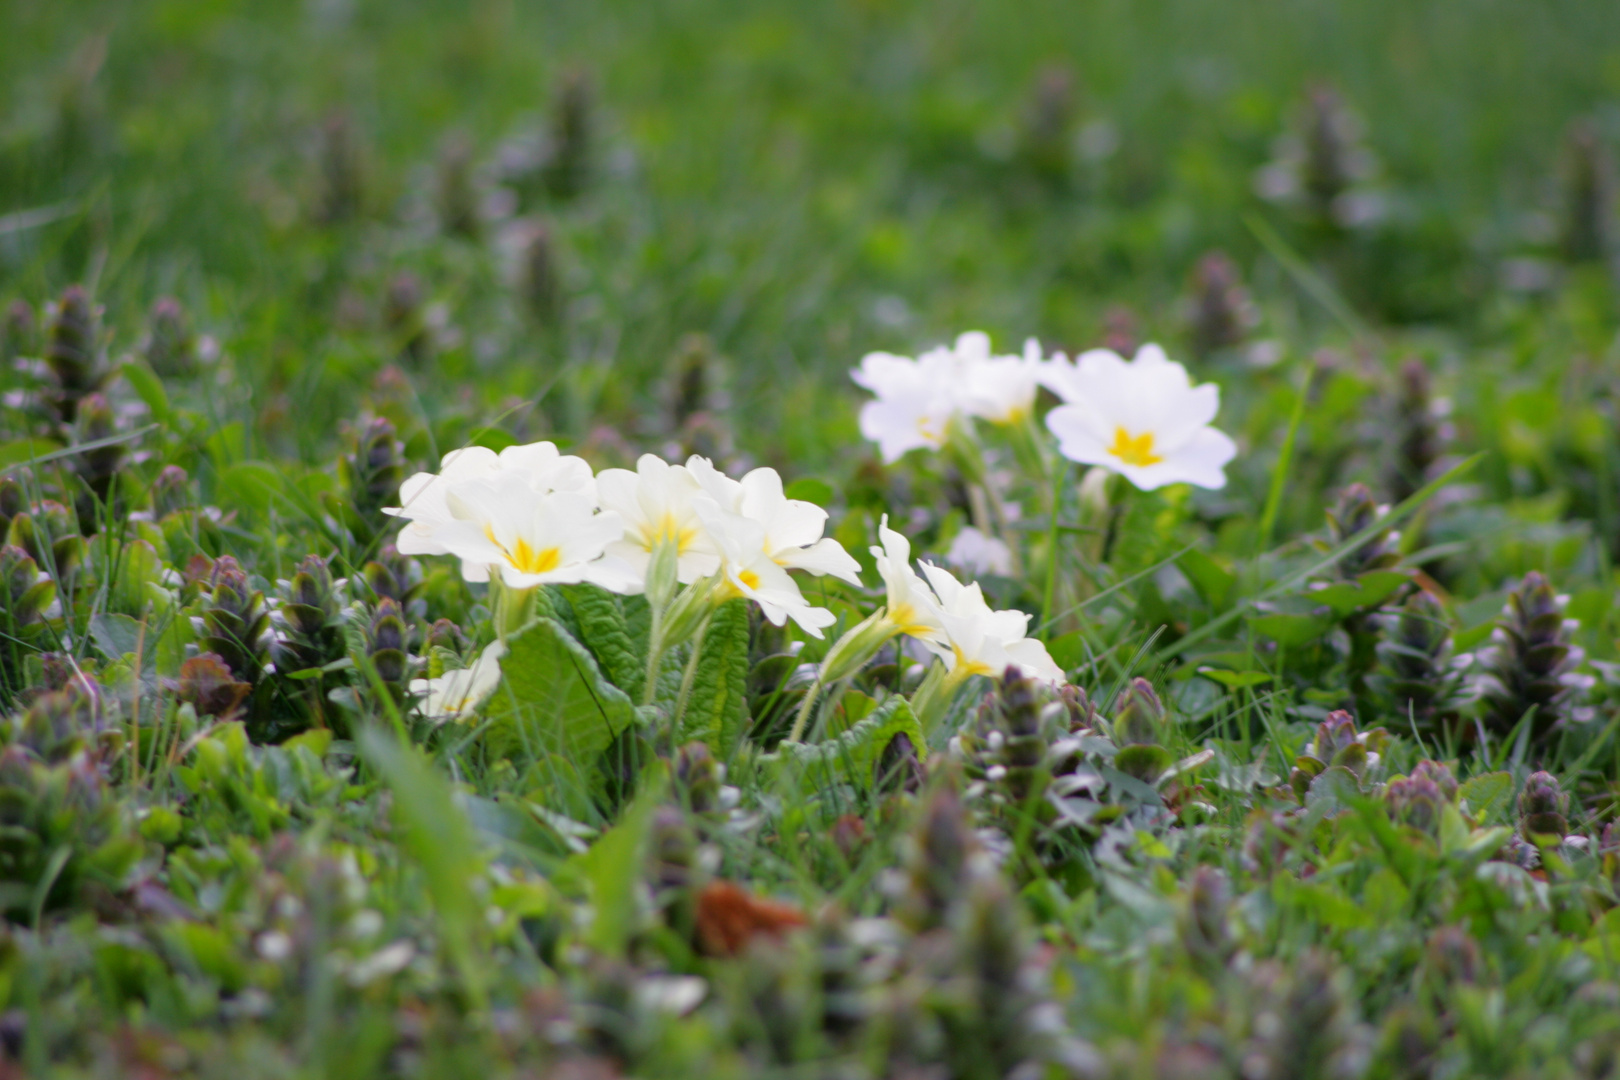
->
[687,458,862,584]
[596,454,722,586]
[851,346,962,463]
[1042,344,1237,491]
[917,562,1063,683]
[387,441,595,556]
[945,525,1013,577]
[425,471,635,590]
[412,640,508,722]
[694,499,837,636]
[958,336,1053,426]
[869,517,945,642]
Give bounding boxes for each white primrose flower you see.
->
[1041,343,1237,491]
[425,470,636,590]
[412,640,508,723]
[851,338,972,463]
[869,516,946,643]
[853,332,1058,462]
[595,454,722,587]
[387,441,596,556]
[916,562,1063,683]
[693,498,837,637]
[686,457,862,585]
[957,335,1053,426]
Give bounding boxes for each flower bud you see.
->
[172,653,252,719]
[1560,118,1613,264]
[1424,925,1481,985]
[2,300,33,364]
[1187,250,1258,359]
[1519,770,1569,841]
[543,69,594,200]
[1111,677,1166,747]
[435,131,481,240]
[1179,865,1235,970]
[675,741,723,814]
[143,297,197,377]
[382,273,431,366]
[1384,773,1443,835]
[817,608,899,685]
[317,110,364,224]
[517,219,560,326]
[366,598,411,701]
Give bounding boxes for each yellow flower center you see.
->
[1108,427,1164,467]
[486,526,563,575]
[952,644,995,678]
[640,512,698,554]
[887,602,935,638]
[738,567,761,590]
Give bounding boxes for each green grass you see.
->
[6,1,1620,1076]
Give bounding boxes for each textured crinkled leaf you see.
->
[1458,771,1513,823]
[559,583,643,698]
[482,617,638,762]
[766,695,925,793]
[679,599,750,753]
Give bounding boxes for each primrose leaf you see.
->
[559,583,644,698]
[768,694,926,792]
[482,617,639,762]
[679,598,751,755]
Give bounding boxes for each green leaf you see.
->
[1307,570,1412,618]
[217,461,289,517]
[784,477,834,508]
[1250,610,1335,646]
[679,598,751,754]
[572,762,668,958]
[356,728,487,1009]
[481,617,639,762]
[0,439,62,468]
[767,695,925,792]
[88,613,150,668]
[1197,667,1272,690]
[1459,771,1513,823]
[1047,630,1086,675]
[1178,549,1235,611]
[559,584,644,698]
[120,360,171,425]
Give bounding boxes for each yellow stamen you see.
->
[640,512,697,554]
[486,525,562,575]
[887,602,935,638]
[1108,427,1164,467]
[952,644,995,679]
[738,568,761,590]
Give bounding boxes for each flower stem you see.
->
[1040,460,1069,640]
[640,608,664,707]
[785,672,825,745]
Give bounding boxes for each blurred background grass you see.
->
[4,0,1620,474]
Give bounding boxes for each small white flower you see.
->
[851,349,960,463]
[687,458,862,585]
[412,640,508,723]
[945,526,1013,577]
[424,471,634,590]
[957,335,1052,426]
[596,454,722,587]
[917,562,1063,683]
[387,441,595,556]
[693,497,837,637]
[1042,344,1237,491]
[869,516,945,643]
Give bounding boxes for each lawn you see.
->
[5,1,1620,1076]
